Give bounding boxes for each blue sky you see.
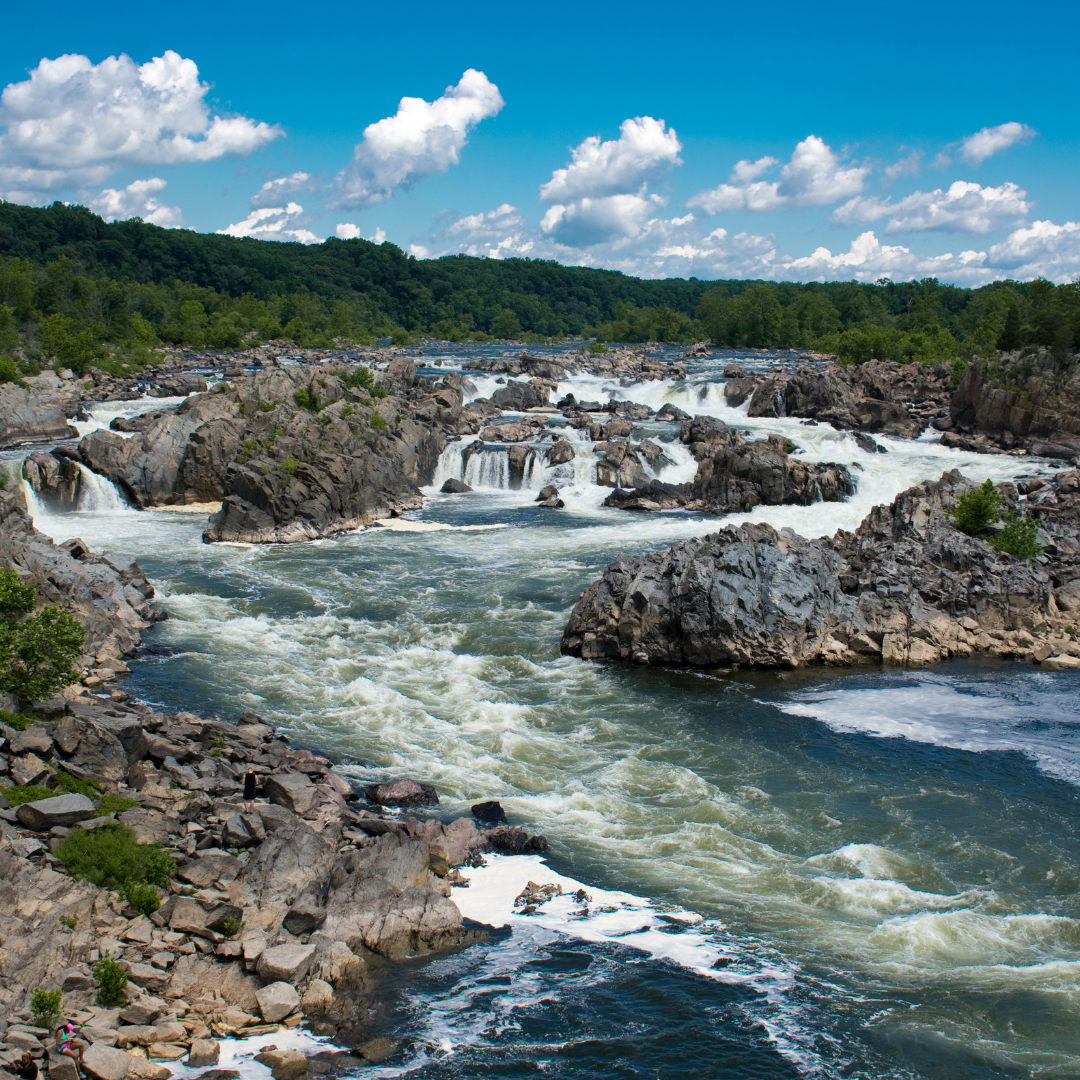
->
[2,0,1078,284]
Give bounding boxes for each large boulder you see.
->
[175,854,243,888]
[0,384,80,448]
[366,779,438,808]
[255,981,301,1023]
[16,793,95,830]
[256,944,316,984]
[262,773,318,815]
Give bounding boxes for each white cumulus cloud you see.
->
[538,116,682,204]
[218,202,319,244]
[251,172,317,208]
[329,69,503,210]
[88,177,182,227]
[781,231,988,283]
[959,121,1037,165]
[537,117,681,247]
[335,223,386,243]
[0,51,282,199]
[831,181,1031,234]
[987,219,1080,278]
[688,136,868,215]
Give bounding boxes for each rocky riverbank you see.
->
[0,693,547,1078]
[563,468,1080,670]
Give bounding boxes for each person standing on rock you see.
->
[243,766,258,812]
[55,1022,85,1076]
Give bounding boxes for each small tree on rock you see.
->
[0,568,84,703]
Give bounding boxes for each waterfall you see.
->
[463,449,511,489]
[75,465,134,514]
[20,477,54,526]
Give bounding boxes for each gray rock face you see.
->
[366,779,438,807]
[602,418,855,514]
[256,943,316,983]
[744,361,952,438]
[440,478,473,494]
[0,486,157,663]
[175,854,243,888]
[16,793,95,830]
[481,418,546,443]
[0,384,80,448]
[565,470,1076,669]
[491,381,550,411]
[255,981,301,1023]
[263,773,318,815]
[22,452,81,509]
[951,358,1080,455]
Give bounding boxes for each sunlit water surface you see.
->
[19,347,1080,1079]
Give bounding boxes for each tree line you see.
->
[0,200,1077,379]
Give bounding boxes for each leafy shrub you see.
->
[56,823,174,890]
[125,881,161,916]
[59,914,78,931]
[221,916,244,937]
[95,794,138,816]
[93,951,127,1006]
[370,413,388,432]
[236,438,257,465]
[53,768,102,798]
[0,355,27,389]
[339,367,387,399]
[313,415,333,428]
[257,400,276,412]
[5,784,52,806]
[0,708,42,731]
[950,357,968,388]
[278,454,299,482]
[340,404,357,418]
[30,986,64,1029]
[991,511,1043,558]
[952,479,1002,536]
[0,568,85,703]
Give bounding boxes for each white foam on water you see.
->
[72,395,188,438]
[774,678,1080,786]
[163,1026,336,1080]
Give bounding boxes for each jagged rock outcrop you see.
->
[0,485,156,664]
[602,415,855,513]
[0,383,80,448]
[948,355,1080,459]
[730,361,953,437]
[565,469,1080,669]
[22,450,81,509]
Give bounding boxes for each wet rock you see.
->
[22,452,81,509]
[481,419,545,443]
[366,779,439,807]
[253,1050,307,1080]
[187,1041,220,1068]
[491,381,550,411]
[852,431,887,454]
[471,801,507,823]
[547,439,575,465]
[440,478,472,494]
[483,826,550,855]
[535,485,564,509]
[255,981,301,1023]
[655,403,691,422]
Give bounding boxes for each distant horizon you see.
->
[1,0,1078,288]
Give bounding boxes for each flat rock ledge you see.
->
[563,468,1080,669]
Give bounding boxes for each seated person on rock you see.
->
[56,1022,86,1074]
[14,1051,38,1080]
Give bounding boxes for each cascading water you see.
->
[75,464,134,514]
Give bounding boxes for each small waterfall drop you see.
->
[75,465,134,514]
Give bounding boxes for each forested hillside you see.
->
[0,200,1077,379]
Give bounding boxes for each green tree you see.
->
[991,511,1043,558]
[0,568,84,703]
[997,304,1021,352]
[951,479,1002,537]
[489,308,522,339]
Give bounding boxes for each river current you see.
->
[17,347,1080,1079]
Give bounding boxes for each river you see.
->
[17,347,1080,1079]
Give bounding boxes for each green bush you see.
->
[93,951,127,1007]
[59,914,78,931]
[370,413,388,432]
[257,400,276,412]
[5,784,52,806]
[125,881,161,916]
[339,367,388,399]
[952,479,1002,536]
[95,794,138,816]
[278,454,299,482]
[0,708,43,731]
[56,823,174,890]
[220,916,244,937]
[991,510,1044,558]
[54,768,102,798]
[0,569,85,703]
[30,986,64,1029]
